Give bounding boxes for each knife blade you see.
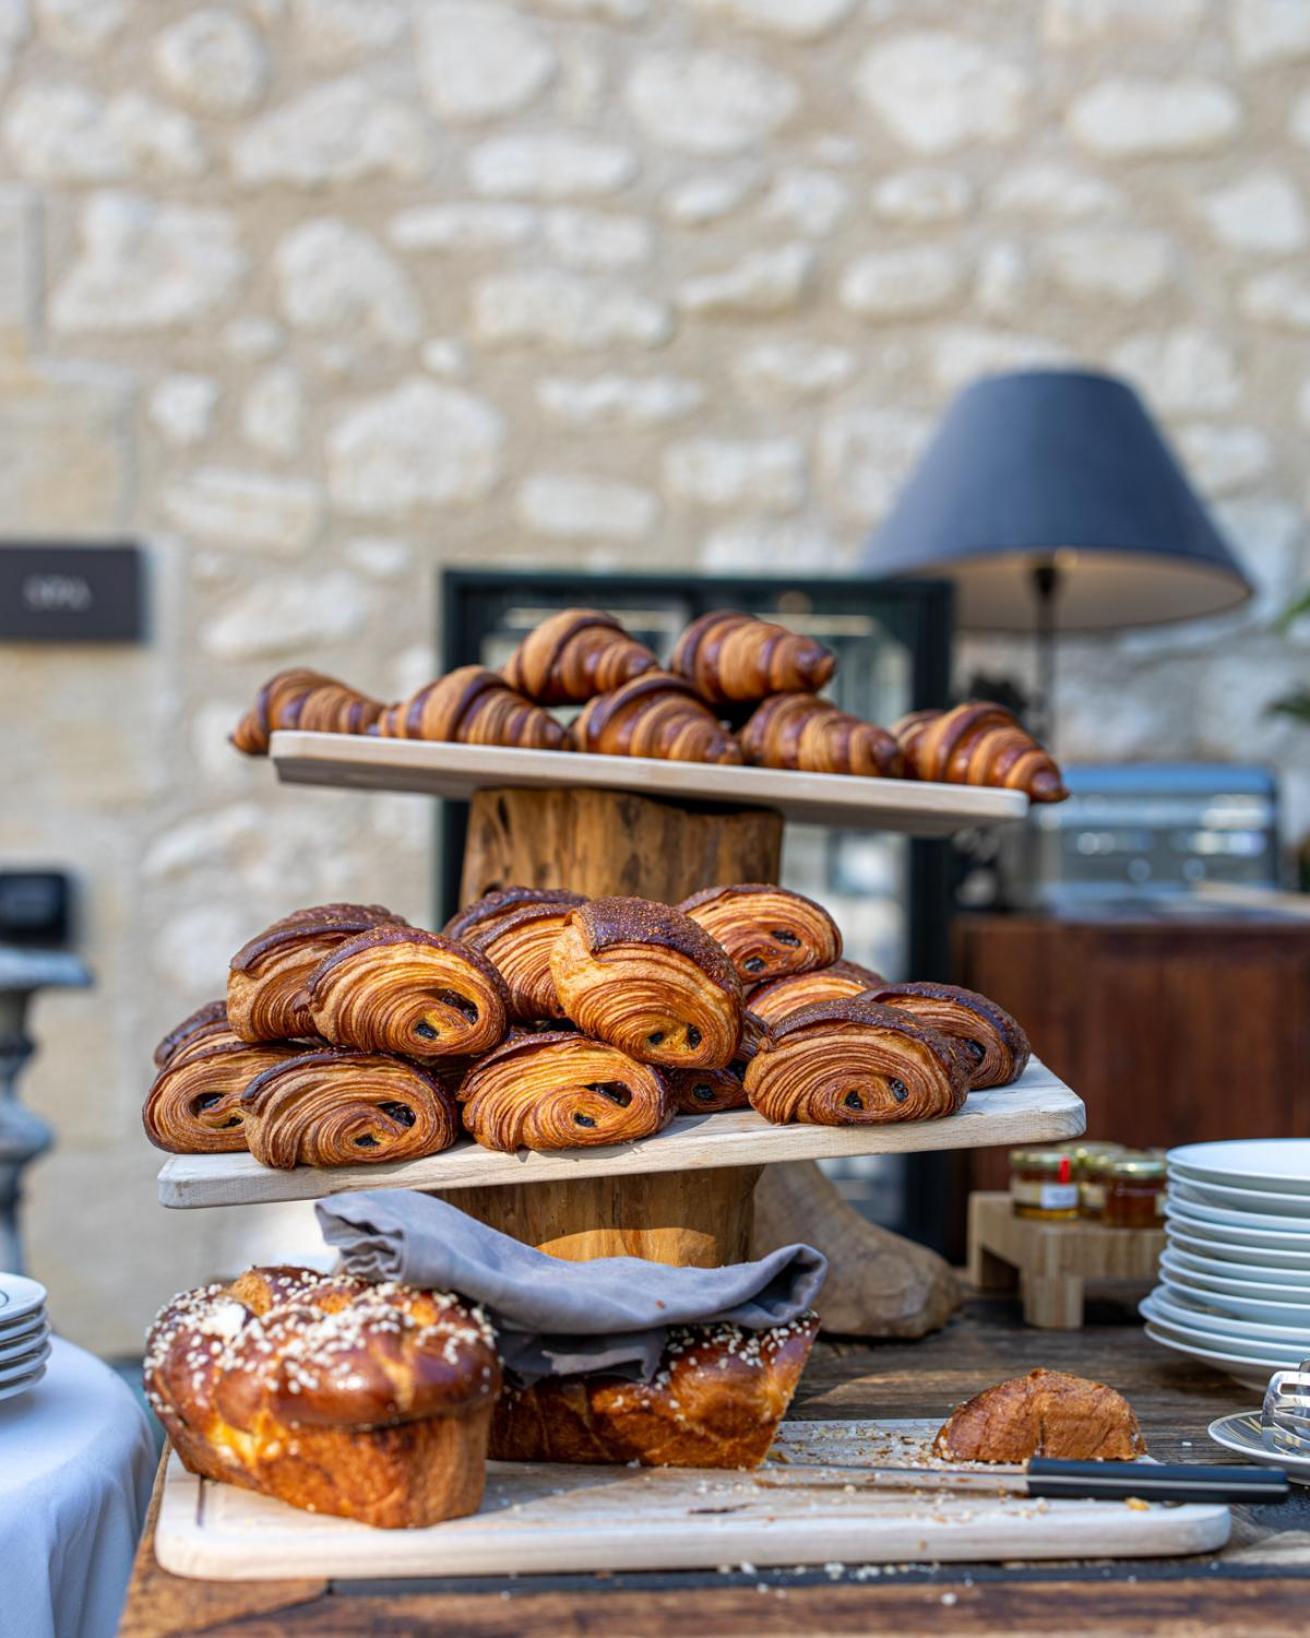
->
[759,1459,1289,1505]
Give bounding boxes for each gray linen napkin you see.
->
[316,1189,827,1383]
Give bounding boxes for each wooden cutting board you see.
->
[154,1419,1230,1580]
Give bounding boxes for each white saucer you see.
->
[1166,1199,1310,1249]
[1164,1241,1310,1286]
[0,1340,51,1385]
[1170,1140,1310,1196]
[1146,1286,1310,1346]
[1162,1249,1310,1300]
[0,1319,48,1364]
[0,1274,47,1330]
[1167,1224,1310,1269]
[1208,1411,1310,1484]
[1173,1178,1310,1218]
[0,1364,46,1404]
[1144,1320,1299,1389]
[1158,1260,1310,1327]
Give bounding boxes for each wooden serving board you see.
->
[154,1418,1230,1581]
[268,732,1029,836]
[157,1059,1084,1209]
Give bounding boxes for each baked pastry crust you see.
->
[739,693,904,777]
[744,997,968,1126]
[376,665,566,750]
[932,1368,1147,1463]
[443,886,584,944]
[228,903,403,1043]
[892,702,1067,803]
[678,883,841,985]
[549,897,743,1069]
[864,981,1030,1090]
[569,672,742,765]
[144,1036,303,1154]
[665,1064,749,1115]
[464,900,577,1022]
[747,960,885,1030]
[241,1047,459,1168]
[305,926,510,1059]
[670,611,835,705]
[459,1029,672,1152]
[145,1266,501,1528]
[231,669,384,756]
[153,1000,231,1068]
[502,608,658,704]
[490,1314,819,1469]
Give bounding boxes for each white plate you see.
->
[1143,1320,1300,1389]
[0,1274,46,1329]
[1208,1411,1310,1484]
[1162,1248,1310,1299]
[1165,1198,1310,1248]
[1157,1262,1310,1328]
[1170,1140,1310,1196]
[1146,1286,1310,1347]
[0,1365,46,1404]
[0,1340,51,1385]
[1165,1236,1310,1282]
[1172,1177,1310,1218]
[0,1319,48,1363]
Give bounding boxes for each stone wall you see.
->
[2,0,1308,1354]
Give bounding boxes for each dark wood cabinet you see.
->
[954,914,1310,1191]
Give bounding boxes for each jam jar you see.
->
[1102,1153,1167,1229]
[1010,1147,1079,1221]
[1074,1142,1127,1220]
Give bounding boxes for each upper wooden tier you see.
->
[268,732,1029,836]
[157,1057,1083,1208]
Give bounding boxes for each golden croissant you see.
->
[670,610,835,704]
[550,897,743,1069]
[241,1047,459,1168]
[463,900,578,1022]
[143,1036,303,1153]
[666,1065,749,1116]
[744,997,968,1126]
[502,609,658,705]
[678,883,841,986]
[305,926,509,1059]
[747,959,885,1030]
[892,702,1067,803]
[739,693,904,777]
[231,669,384,756]
[459,1030,672,1152]
[376,666,567,751]
[228,904,404,1043]
[865,981,1030,1090]
[569,673,742,765]
[444,886,584,944]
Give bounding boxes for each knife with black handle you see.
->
[765,1460,1289,1504]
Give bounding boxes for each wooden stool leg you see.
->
[1021,1273,1085,1330]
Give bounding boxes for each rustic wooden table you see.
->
[120,1290,1310,1636]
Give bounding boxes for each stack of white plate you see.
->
[1142,1140,1310,1389]
[0,1273,51,1404]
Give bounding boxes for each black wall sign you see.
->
[0,543,145,642]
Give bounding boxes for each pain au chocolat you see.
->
[490,1314,820,1470]
[746,960,886,1030]
[665,1064,749,1115]
[678,883,841,986]
[864,981,1030,1090]
[549,897,743,1069]
[462,899,581,1023]
[144,1034,304,1154]
[228,903,405,1044]
[241,1047,459,1168]
[304,926,510,1060]
[670,610,835,705]
[744,997,968,1127]
[501,608,658,705]
[443,886,584,944]
[145,1267,501,1528]
[458,1030,672,1152]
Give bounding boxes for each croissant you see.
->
[892,702,1067,802]
[670,610,835,704]
[443,886,584,943]
[241,1047,459,1168]
[739,693,904,777]
[678,883,841,985]
[666,1064,748,1115]
[463,900,579,1022]
[458,1030,672,1152]
[227,904,404,1044]
[376,666,567,751]
[933,1369,1146,1464]
[231,669,384,756]
[153,999,231,1068]
[864,981,1030,1090]
[489,1314,820,1469]
[304,926,509,1059]
[550,898,743,1069]
[747,959,886,1030]
[502,608,658,705]
[143,1037,304,1153]
[744,997,968,1127]
[569,673,742,766]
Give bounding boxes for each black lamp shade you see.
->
[864,369,1253,633]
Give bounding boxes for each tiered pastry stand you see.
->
[157,733,1086,1313]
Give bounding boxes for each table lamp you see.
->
[863,369,1253,740]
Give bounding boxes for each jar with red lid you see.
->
[1009,1147,1079,1221]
